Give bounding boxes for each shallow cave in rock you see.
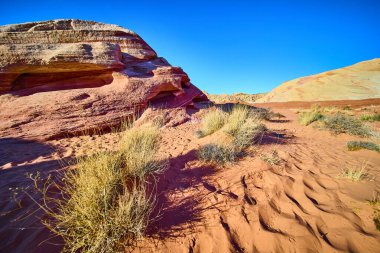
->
[148,90,177,107]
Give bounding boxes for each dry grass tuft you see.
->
[223,105,250,136]
[298,107,324,126]
[260,150,281,165]
[119,124,167,176]
[197,109,227,137]
[368,192,380,231]
[339,163,368,182]
[374,212,380,231]
[198,144,237,165]
[298,111,324,125]
[233,119,267,149]
[31,123,165,253]
[197,105,268,165]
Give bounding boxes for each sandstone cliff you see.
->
[0,19,208,139]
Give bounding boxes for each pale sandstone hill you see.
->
[0,19,208,140]
[205,92,266,104]
[257,58,380,102]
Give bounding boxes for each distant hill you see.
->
[205,92,266,104]
[257,58,380,102]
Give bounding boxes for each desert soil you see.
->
[1,101,380,253]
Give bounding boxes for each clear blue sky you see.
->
[1,0,379,94]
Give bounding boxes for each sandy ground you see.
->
[1,101,380,253]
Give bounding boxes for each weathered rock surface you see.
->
[0,19,208,140]
[257,58,380,102]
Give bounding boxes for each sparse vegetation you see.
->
[233,119,267,149]
[323,113,371,137]
[360,113,380,122]
[298,110,324,126]
[196,109,227,137]
[369,191,380,206]
[339,164,367,181]
[249,107,273,121]
[270,112,286,120]
[368,192,380,230]
[343,105,352,110]
[198,144,237,165]
[261,150,281,165]
[297,104,325,126]
[205,92,266,104]
[197,105,268,165]
[374,213,380,231]
[347,141,380,152]
[119,125,167,176]
[223,105,250,136]
[31,123,166,253]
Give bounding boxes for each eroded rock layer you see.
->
[0,19,208,139]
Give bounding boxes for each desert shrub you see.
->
[248,107,272,121]
[343,105,352,110]
[375,213,380,231]
[32,124,165,253]
[119,125,166,177]
[360,113,380,122]
[323,106,338,113]
[261,150,281,165]
[347,141,380,152]
[223,105,250,135]
[323,113,371,137]
[339,166,367,181]
[198,144,237,165]
[270,112,286,119]
[369,192,380,230]
[197,109,227,137]
[298,110,324,126]
[197,105,269,165]
[233,119,267,149]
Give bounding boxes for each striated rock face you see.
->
[0,19,208,140]
[257,58,380,102]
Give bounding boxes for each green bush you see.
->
[323,113,371,137]
[347,141,380,152]
[360,113,380,122]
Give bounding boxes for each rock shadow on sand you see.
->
[147,149,220,239]
[0,138,56,167]
[0,138,68,253]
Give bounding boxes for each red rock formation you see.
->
[0,19,208,140]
